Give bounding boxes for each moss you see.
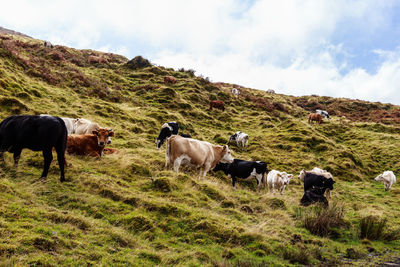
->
[266,198,286,210]
[152,177,175,192]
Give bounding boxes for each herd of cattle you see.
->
[0,101,396,207]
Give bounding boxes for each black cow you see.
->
[304,172,335,193]
[156,122,179,149]
[213,159,268,192]
[300,187,328,207]
[0,115,67,182]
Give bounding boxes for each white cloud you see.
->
[1,0,400,103]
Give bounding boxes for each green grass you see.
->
[1,34,400,265]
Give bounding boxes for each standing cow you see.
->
[316,109,330,120]
[375,171,396,191]
[232,88,240,97]
[209,100,225,111]
[229,131,249,151]
[213,159,267,192]
[0,115,67,182]
[267,170,293,195]
[308,113,323,124]
[166,135,233,180]
[164,76,177,84]
[156,122,179,149]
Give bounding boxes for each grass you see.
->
[1,33,400,265]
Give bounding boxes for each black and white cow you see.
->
[213,159,268,192]
[0,115,67,182]
[156,122,179,149]
[228,131,249,151]
[300,187,328,207]
[316,109,330,120]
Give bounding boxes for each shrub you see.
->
[126,56,152,70]
[299,202,346,237]
[359,216,400,241]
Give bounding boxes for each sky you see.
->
[1,0,400,104]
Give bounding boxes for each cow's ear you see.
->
[223,145,228,151]
[92,130,99,135]
[108,130,114,137]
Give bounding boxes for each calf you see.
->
[156,122,179,149]
[75,118,112,144]
[229,131,249,151]
[308,113,323,124]
[213,159,267,192]
[303,172,335,200]
[267,170,293,195]
[299,168,333,199]
[166,135,233,180]
[300,187,328,207]
[67,128,114,157]
[232,88,240,97]
[375,171,396,191]
[164,76,177,84]
[209,100,225,111]
[0,115,67,182]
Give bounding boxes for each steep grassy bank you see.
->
[1,34,400,266]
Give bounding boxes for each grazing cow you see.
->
[67,128,114,157]
[209,100,225,111]
[88,55,108,64]
[232,88,240,97]
[166,135,233,180]
[375,171,396,191]
[228,131,249,151]
[156,122,179,149]
[44,41,54,48]
[303,172,335,201]
[267,170,294,195]
[298,168,333,199]
[75,118,112,144]
[0,115,67,182]
[164,76,177,84]
[213,159,267,192]
[316,109,330,120]
[266,89,275,94]
[40,114,78,135]
[308,113,323,124]
[300,187,328,207]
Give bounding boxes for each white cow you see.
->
[375,171,396,191]
[75,118,112,144]
[316,109,330,120]
[229,131,249,151]
[166,135,234,180]
[267,170,293,195]
[266,89,275,94]
[232,88,240,97]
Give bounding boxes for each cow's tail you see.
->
[165,136,171,168]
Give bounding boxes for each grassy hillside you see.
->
[1,33,400,266]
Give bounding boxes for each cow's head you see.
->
[324,178,335,190]
[374,174,383,181]
[92,128,114,147]
[219,145,234,163]
[156,127,172,149]
[213,162,229,173]
[298,170,306,180]
[228,133,237,143]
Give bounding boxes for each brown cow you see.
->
[209,100,225,111]
[308,113,323,124]
[164,76,177,84]
[67,128,114,157]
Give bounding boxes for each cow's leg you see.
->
[232,176,237,190]
[13,148,22,166]
[0,151,3,162]
[173,158,181,173]
[256,175,261,193]
[198,168,203,180]
[56,148,66,182]
[326,189,331,199]
[41,148,53,179]
[280,185,285,195]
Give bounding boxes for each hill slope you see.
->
[1,33,400,266]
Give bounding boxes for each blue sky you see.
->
[2,0,400,104]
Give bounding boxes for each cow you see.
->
[166,135,233,180]
[156,122,179,149]
[40,115,78,135]
[300,187,328,207]
[303,172,335,201]
[164,76,177,84]
[308,113,323,124]
[88,55,108,64]
[0,115,67,182]
[375,171,396,191]
[266,89,275,94]
[67,128,114,157]
[232,88,240,97]
[213,159,267,192]
[228,131,249,151]
[299,168,333,199]
[44,41,54,48]
[267,170,294,195]
[75,118,112,144]
[316,109,330,120]
[209,100,225,111]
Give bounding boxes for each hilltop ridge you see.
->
[1,32,400,266]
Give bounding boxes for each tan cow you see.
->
[67,128,114,157]
[164,76,177,84]
[166,135,234,180]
